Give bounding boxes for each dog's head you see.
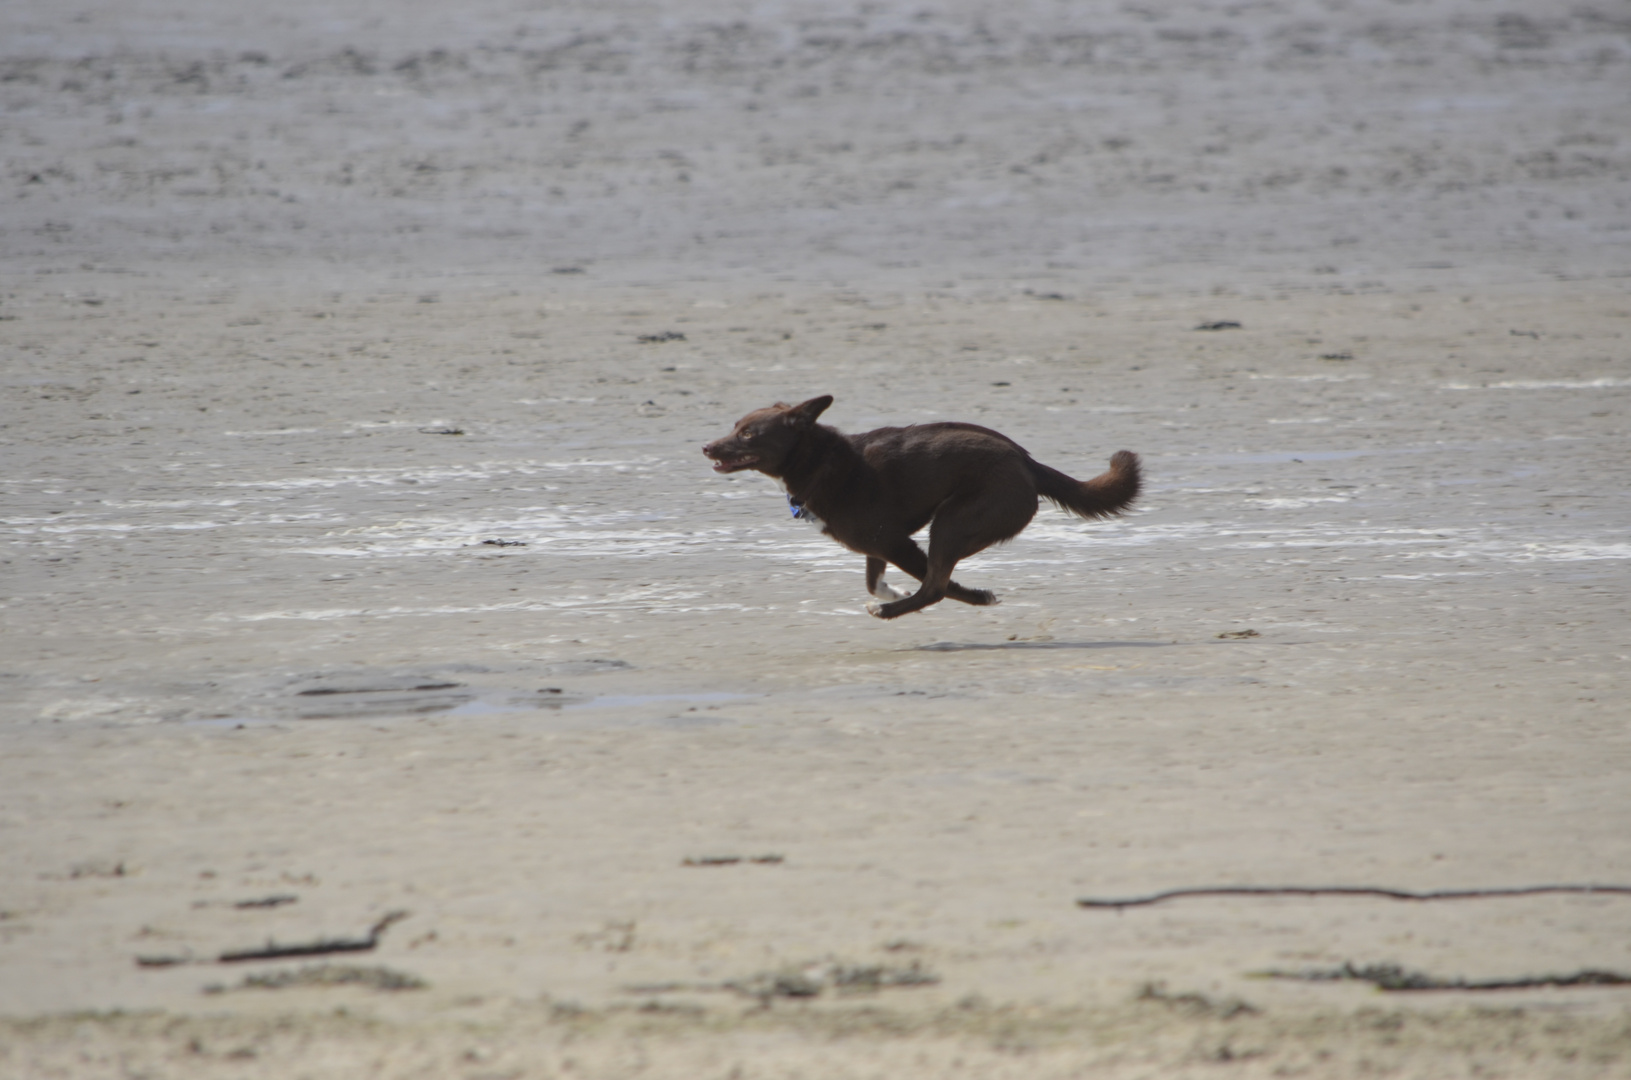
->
[702,395,833,476]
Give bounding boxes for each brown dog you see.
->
[703,395,1140,619]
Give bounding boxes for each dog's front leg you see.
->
[865,556,908,601]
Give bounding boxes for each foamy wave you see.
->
[219,589,751,622]
[1442,378,1631,390]
[213,459,661,491]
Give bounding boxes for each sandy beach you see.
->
[3,1,1630,1075]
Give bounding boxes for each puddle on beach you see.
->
[191,691,756,727]
[913,639,1177,653]
[446,691,753,717]
[179,664,755,726]
[166,661,753,727]
[565,692,751,710]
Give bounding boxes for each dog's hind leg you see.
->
[866,556,908,601]
[949,582,998,606]
[867,545,955,619]
[868,489,1030,619]
[866,547,972,621]
[878,539,995,607]
[874,540,994,606]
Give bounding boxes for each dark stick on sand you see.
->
[1077,884,1631,910]
[217,910,409,963]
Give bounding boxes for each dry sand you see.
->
[3,1,1630,1076]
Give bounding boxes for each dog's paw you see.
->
[870,580,908,601]
[865,600,889,619]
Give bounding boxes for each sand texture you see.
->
[3,1,1630,1076]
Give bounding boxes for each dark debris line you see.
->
[623,961,939,1003]
[208,964,427,994]
[1077,884,1631,910]
[1077,885,1631,994]
[1258,962,1631,992]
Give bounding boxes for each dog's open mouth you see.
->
[708,452,758,473]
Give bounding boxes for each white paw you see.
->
[870,580,907,601]
[865,600,888,618]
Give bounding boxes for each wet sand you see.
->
[3,1,1630,1076]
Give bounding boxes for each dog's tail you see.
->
[1029,450,1141,520]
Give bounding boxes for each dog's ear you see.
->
[788,395,834,426]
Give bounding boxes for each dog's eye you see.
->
[739,430,754,441]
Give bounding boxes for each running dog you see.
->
[702,395,1140,619]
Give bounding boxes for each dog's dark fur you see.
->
[703,395,1141,619]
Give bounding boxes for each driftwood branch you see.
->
[139,910,409,967]
[219,909,409,962]
[1077,884,1631,910]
